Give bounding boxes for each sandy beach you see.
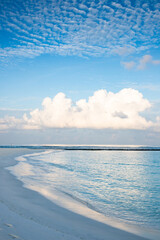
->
[0,148,155,240]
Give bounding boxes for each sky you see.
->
[0,0,160,145]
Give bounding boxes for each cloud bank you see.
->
[0,88,158,131]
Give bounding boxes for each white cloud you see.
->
[0,0,160,59]
[138,55,160,70]
[0,88,158,131]
[0,116,24,130]
[122,55,160,70]
[121,61,135,69]
[137,55,151,70]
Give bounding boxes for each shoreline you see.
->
[0,148,158,240]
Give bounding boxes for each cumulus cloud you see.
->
[0,88,157,130]
[0,116,24,130]
[122,55,160,70]
[137,55,160,70]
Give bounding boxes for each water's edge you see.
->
[6,149,160,240]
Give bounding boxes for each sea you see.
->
[4,145,160,237]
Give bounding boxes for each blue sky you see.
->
[0,0,160,145]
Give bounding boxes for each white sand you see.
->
[0,148,157,240]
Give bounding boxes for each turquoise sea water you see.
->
[7,147,160,232]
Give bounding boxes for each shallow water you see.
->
[8,148,160,232]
